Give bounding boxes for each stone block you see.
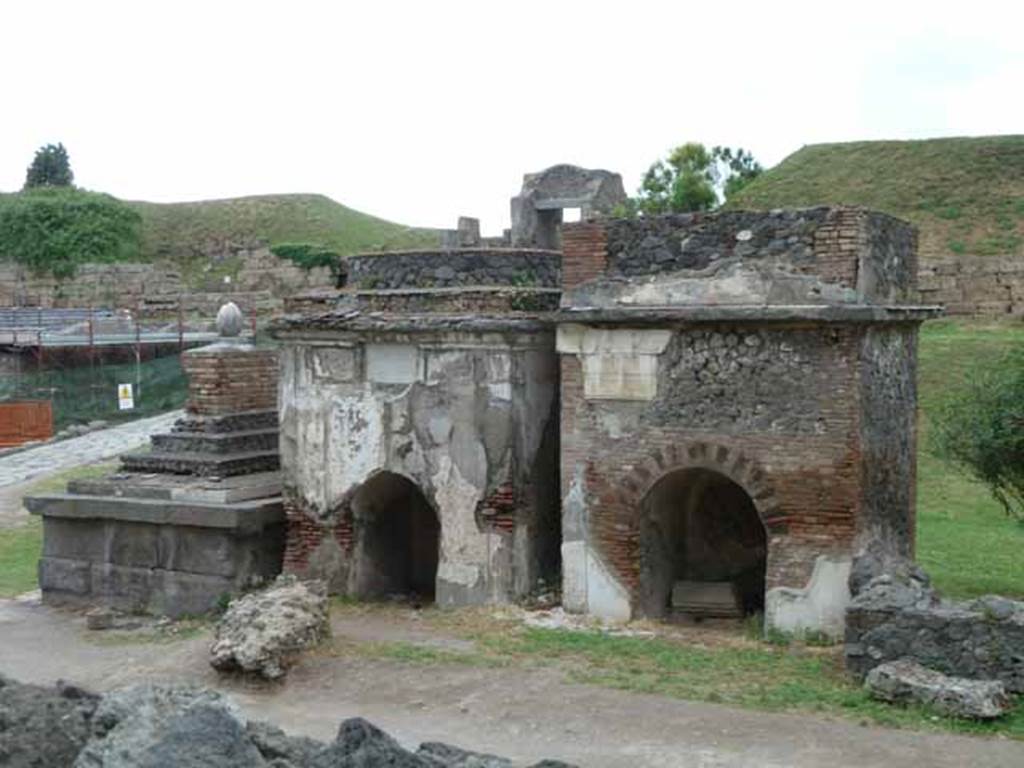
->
[106,520,161,569]
[154,570,236,618]
[38,557,92,597]
[41,518,106,561]
[312,347,359,383]
[365,344,419,384]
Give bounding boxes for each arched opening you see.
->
[639,468,766,621]
[350,472,440,602]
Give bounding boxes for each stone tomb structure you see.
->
[275,200,935,638]
[272,249,562,606]
[556,208,937,636]
[27,304,285,617]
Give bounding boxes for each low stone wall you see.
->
[346,249,560,290]
[845,579,1024,693]
[0,245,334,317]
[918,254,1024,316]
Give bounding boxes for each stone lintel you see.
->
[26,494,283,533]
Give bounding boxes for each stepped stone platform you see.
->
[26,303,285,618]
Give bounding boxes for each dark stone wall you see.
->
[585,207,920,305]
[858,326,918,556]
[862,212,919,303]
[604,209,829,278]
[347,249,560,290]
[647,326,854,435]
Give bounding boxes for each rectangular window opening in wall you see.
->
[563,207,582,223]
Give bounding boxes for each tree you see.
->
[24,142,74,189]
[712,145,763,200]
[931,348,1024,522]
[630,142,763,215]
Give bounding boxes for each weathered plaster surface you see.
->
[556,325,671,401]
[278,328,559,606]
[765,555,853,639]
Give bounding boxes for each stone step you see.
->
[150,428,279,456]
[120,449,280,478]
[170,409,278,435]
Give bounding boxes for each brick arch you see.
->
[590,441,787,597]
[625,443,785,530]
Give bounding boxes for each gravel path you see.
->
[0,600,1021,768]
[0,410,181,489]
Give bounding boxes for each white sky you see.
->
[1,1,1021,234]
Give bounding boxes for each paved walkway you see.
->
[0,410,182,489]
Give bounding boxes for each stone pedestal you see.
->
[27,305,285,617]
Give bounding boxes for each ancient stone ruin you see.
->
[555,209,936,636]
[27,303,285,617]
[24,166,940,644]
[510,164,627,249]
[273,250,562,606]
[272,169,938,639]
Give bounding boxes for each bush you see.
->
[931,348,1024,522]
[270,242,345,286]
[0,188,142,278]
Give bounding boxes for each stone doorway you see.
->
[639,468,767,621]
[350,472,440,602]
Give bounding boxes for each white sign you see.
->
[118,383,134,411]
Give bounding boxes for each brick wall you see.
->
[560,324,868,603]
[560,222,608,288]
[282,494,353,574]
[811,207,862,288]
[181,346,278,415]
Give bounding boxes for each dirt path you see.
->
[1,599,1020,767]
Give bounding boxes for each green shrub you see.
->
[931,348,1024,522]
[0,188,141,278]
[270,242,344,286]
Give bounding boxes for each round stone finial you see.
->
[216,302,244,337]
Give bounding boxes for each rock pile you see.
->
[0,677,578,768]
[210,575,330,680]
[845,548,1023,717]
[865,660,1012,720]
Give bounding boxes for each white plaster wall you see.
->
[561,540,631,621]
[765,555,852,639]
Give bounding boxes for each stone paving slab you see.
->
[0,410,183,489]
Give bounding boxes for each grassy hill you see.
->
[730,135,1024,260]
[130,193,439,261]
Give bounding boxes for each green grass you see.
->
[729,135,1024,258]
[131,194,439,264]
[325,607,1024,740]
[0,518,42,598]
[916,319,1024,598]
[482,628,1024,738]
[0,462,119,598]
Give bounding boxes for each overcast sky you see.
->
[1,1,1021,233]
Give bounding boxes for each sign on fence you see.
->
[118,383,134,410]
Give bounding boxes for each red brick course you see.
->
[182,347,278,415]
